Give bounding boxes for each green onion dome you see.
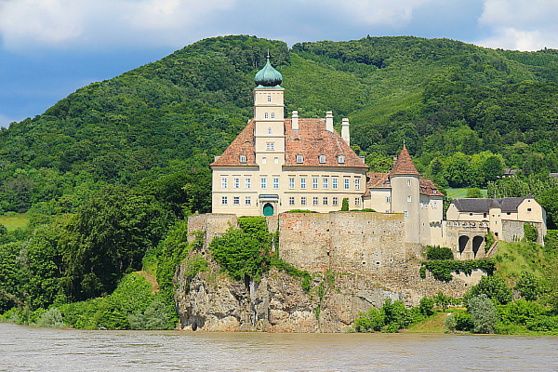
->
[254,57,283,88]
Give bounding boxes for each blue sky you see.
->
[1,0,558,127]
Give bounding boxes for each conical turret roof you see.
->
[390,146,420,176]
[254,56,282,88]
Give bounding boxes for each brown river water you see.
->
[1,323,557,371]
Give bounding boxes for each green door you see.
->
[263,203,274,216]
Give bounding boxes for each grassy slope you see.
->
[0,213,29,231]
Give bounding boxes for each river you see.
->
[1,323,557,371]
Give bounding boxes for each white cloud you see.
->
[0,0,236,51]
[317,0,434,27]
[476,0,558,50]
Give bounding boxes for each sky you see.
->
[1,0,558,127]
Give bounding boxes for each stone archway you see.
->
[472,236,484,258]
[458,236,469,255]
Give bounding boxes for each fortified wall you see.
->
[278,212,421,275]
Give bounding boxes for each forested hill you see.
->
[1,35,558,217]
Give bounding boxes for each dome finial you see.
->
[254,53,282,88]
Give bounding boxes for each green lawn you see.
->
[0,213,30,231]
[446,188,487,199]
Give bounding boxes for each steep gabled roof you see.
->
[366,172,443,196]
[211,118,367,168]
[390,146,420,176]
[211,120,257,167]
[420,178,444,196]
[284,119,367,168]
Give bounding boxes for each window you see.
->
[407,195,412,202]
[313,197,319,206]
[273,177,280,189]
[245,177,251,189]
[332,178,338,189]
[312,177,319,189]
[260,177,267,189]
[289,197,295,206]
[233,177,240,189]
[355,177,361,190]
[266,142,275,151]
[301,197,307,206]
[337,155,345,164]
[344,178,350,190]
[245,196,251,206]
[296,155,304,164]
[271,113,276,118]
[386,196,391,203]
[332,197,338,206]
[233,196,240,205]
[262,157,267,164]
[323,197,328,206]
[221,196,228,206]
[355,198,361,206]
[319,155,326,164]
[221,177,228,189]
[407,179,411,186]
[433,202,438,209]
[268,127,272,135]
[404,211,408,218]
[527,208,532,212]
[239,154,247,163]
[323,177,329,189]
[289,178,295,189]
[300,177,306,189]
[267,96,272,102]
[264,112,269,119]
[274,157,279,164]
[433,189,437,194]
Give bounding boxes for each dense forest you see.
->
[1,35,558,332]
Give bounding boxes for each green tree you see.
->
[515,271,540,301]
[468,294,498,334]
[466,188,482,198]
[467,275,513,305]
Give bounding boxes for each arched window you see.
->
[264,113,269,119]
[271,112,276,118]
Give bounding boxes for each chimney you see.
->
[292,111,299,130]
[341,117,350,146]
[325,111,334,132]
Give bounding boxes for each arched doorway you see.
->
[458,236,469,255]
[263,203,274,216]
[472,236,484,258]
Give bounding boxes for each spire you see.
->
[254,55,283,88]
[390,146,420,176]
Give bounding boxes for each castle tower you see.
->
[253,57,285,215]
[390,146,421,243]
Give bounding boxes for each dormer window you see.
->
[296,155,304,164]
[433,189,437,194]
[319,155,326,164]
[239,154,247,163]
[337,155,345,164]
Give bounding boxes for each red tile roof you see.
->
[211,118,367,168]
[211,120,257,167]
[390,146,420,176]
[366,172,443,196]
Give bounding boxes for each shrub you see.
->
[467,275,513,305]
[285,209,317,213]
[35,308,65,328]
[454,312,473,331]
[421,259,495,282]
[419,296,435,316]
[444,313,457,332]
[497,299,547,326]
[468,294,499,334]
[523,223,538,243]
[354,307,385,332]
[515,271,541,301]
[426,246,454,260]
[341,198,349,211]
[526,316,558,332]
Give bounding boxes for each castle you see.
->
[210,58,547,255]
